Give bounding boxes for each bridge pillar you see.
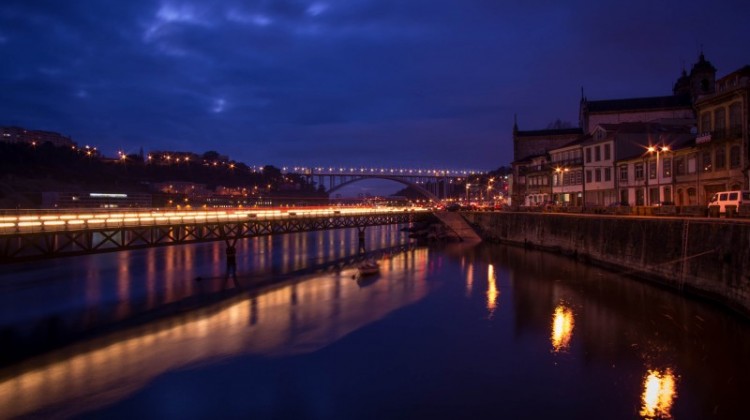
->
[358,226,366,254]
[224,238,238,281]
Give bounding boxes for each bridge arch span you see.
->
[327,176,439,201]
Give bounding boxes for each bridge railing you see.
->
[0,207,429,235]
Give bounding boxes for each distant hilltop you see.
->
[1,126,75,148]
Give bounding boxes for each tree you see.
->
[262,165,282,182]
[202,151,221,161]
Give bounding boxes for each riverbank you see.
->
[464,212,750,318]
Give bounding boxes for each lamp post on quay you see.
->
[647,145,669,205]
[554,167,569,205]
[486,178,495,206]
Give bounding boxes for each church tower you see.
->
[672,69,691,96]
[688,52,716,100]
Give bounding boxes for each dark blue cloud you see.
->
[1,0,749,170]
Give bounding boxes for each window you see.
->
[586,148,592,163]
[663,186,672,204]
[702,151,712,172]
[714,108,726,133]
[649,188,659,205]
[700,112,711,132]
[649,161,656,179]
[663,158,672,177]
[586,170,592,183]
[574,170,582,185]
[595,169,601,182]
[634,163,644,180]
[619,165,628,181]
[604,168,611,182]
[674,158,685,176]
[595,146,601,161]
[635,189,644,206]
[553,173,560,186]
[687,156,696,174]
[604,144,611,160]
[715,147,726,170]
[730,145,741,168]
[729,103,742,135]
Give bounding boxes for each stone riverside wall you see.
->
[464,212,750,317]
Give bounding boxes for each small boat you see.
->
[357,260,380,276]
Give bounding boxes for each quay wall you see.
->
[464,212,750,317]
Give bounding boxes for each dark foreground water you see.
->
[1,225,750,419]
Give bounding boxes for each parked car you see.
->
[446,203,462,212]
[707,191,750,214]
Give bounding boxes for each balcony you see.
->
[697,126,744,145]
[550,158,583,168]
[518,164,552,176]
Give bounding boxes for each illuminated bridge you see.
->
[282,166,484,200]
[0,207,431,263]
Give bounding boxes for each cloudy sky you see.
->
[1,0,749,171]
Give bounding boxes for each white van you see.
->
[707,190,750,214]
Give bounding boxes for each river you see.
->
[1,225,749,419]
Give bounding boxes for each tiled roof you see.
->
[515,127,582,137]
[585,94,691,113]
[595,121,693,134]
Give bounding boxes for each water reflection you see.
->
[640,368,677,419]
[550,304,575,353]
[486,264,499,317]
[0,225,410,363]
[465,258,474,297]
[0,247,432,419]
[4,240,750,419]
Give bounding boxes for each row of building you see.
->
[1,126,76,148]
[511,53,750,208]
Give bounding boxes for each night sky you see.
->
[2,0,749,170]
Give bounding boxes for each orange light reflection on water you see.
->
[486,264,498,317]
[640,368,677,419]
[0,247,431,419]
[550,304,574,353]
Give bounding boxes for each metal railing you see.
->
[0,207,430,236]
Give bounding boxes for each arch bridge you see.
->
[283,166,483,200]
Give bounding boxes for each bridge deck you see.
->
[0,207,430,263]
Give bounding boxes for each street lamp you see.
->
[466,183,471,203]
[646,145,669,205]
[554,167,567,205]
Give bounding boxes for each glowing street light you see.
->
[646,145,669,206]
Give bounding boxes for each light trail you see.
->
[0,206,430,234]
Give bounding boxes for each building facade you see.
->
[549,139,584,206]
[511,123,581,206]
[510,52,750,208]
[689,65,750,203]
